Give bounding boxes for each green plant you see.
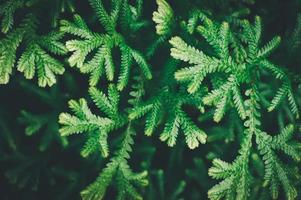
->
[0,0,300,199]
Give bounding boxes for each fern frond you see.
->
[38,31,68,55]
[159,114,180,147]
[287,14,301,52]
[145,100,162,136]
[180,111,207,149]
[203,88,223,106]
[81,127,148,200]
[258,36,281,59]
[208,147,251,200]
[118,44,133,91]
[286,86,299,119]
[18,44,65,87]
[89,87,114,117]
[80,130,109,158]
[204,76,245,122]
[268,82,288,112]
[131,50,152,80]
[219,22,230,58]
[59,112,112,136]
[213,94,228,123]
[253,16,262,44]
[267,80,299,118]
[58,90,123,157]
[128,103,153,120]
[82,48,105,86]
[208,88,260,200]
[0,15,66,86]
[63,14,152,88]
[81,161,117,200]
[257,129,298,200]
[0,27,23,84]
[170,36,220,93]
[174,66,200,82]
[130,87,207,148]
[259,60,286,80]
[0,0,24,33]
[196,18,221,56]
[232,84,246,120]
[128,75,145,106]
[170,36,210,64]
[66,35,104,68]
[120,0,147,32]
[103,44,115,81]
[88,0,116,33]
[186,10,207,34]
[152,0,174,36]
[60,15,93,39]
[18,110,47,136]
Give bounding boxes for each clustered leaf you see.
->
[81,127,148,200]
[152,0,174,36]
[0,0,24,33]
[59,85,126,158]
[170,10,300,200]
[129,87,207,149]
[61,0,152,89]
[0,15,67,86]
[1,1,300,200]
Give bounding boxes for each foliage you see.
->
[60,0,152,89]
[0,0,69,86]
[0,0,301,200]
[169,8,300,199]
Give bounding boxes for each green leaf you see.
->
[152,0,174,36]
